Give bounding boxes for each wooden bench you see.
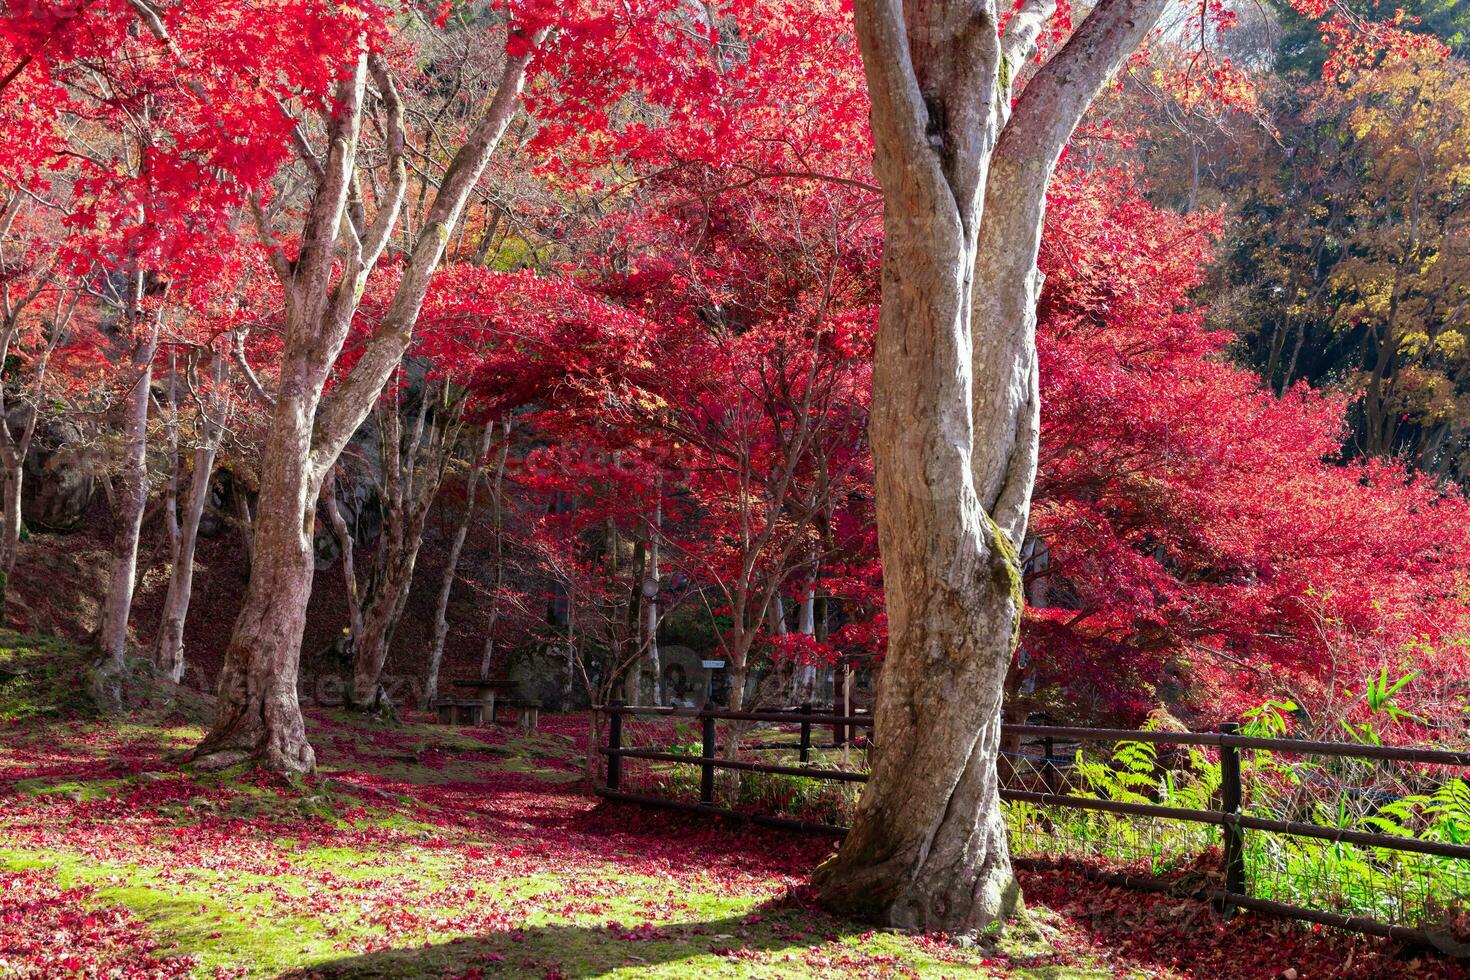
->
[494,698,541,732]
[448,678,516,721]
[433,698,486,726]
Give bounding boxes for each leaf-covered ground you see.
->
[1,632,1465,978]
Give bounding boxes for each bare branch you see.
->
[247,193,294,289]
[232,330,276,408]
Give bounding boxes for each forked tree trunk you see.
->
[153,353,231,683]
[193,40,541,771]
[814,0,1169,935]
[349,386,460,709]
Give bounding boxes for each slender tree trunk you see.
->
[641,484,662,705]
[478,608,501,681]
[425,420,497,707]
[1263,321,1288,390]
[793,563,818,703]
[322,474,365,642]
[162,353,181,561]
[0,462,21,574]
[1280,320,1306,396]
[0,461,19,620]
[349,535,423,707]
[152,434,221,683]
[478,431,512,682]
[97,325,158,675]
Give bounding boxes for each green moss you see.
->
[0,849,340,975]
[985,514,1025,646]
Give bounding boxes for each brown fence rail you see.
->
[595,702,1470,950]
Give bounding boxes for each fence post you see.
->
[606,701,624,791]
[799,702,813,763]
[700,702,716,806]
[1043,736,1058,795]
[833,663,848,746]
[1217,722,1246,915]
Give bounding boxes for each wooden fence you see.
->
[596,702,1470,949]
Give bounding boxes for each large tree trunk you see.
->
[191,396,321,772]
[815,0,1169,936]
[812,127,1025,932]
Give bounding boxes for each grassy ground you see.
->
[1,631,1463,978]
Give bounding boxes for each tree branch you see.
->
[999,0,1057,91]
[310,29,547,476]
[232,329,276,408]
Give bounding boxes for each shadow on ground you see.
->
[283,911,839,978]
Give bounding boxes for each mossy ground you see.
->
[0,631,1108,978]
[1,631,1456,978]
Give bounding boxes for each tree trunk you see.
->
[0,463,20,573]
[97,330,157,675]
[192,37,542,771]
[425,420,497,707]
[1280,320,1306,396]
[349,537,422,707]
[152,437,220,683]
[641,486,662,705]
[233,482,255,569]
[348,385,459,709]
[477,426,512,682]
[793,566,818,703]
[812,164,1025,932]
[191,398,320,772]
[815,0,1170,936]
[0,463,20,619]
[0,403,36,582]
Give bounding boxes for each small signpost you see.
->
[701,659,724,705]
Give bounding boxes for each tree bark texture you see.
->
[815,0,1170,935]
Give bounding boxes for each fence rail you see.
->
[595,701,1470,950]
